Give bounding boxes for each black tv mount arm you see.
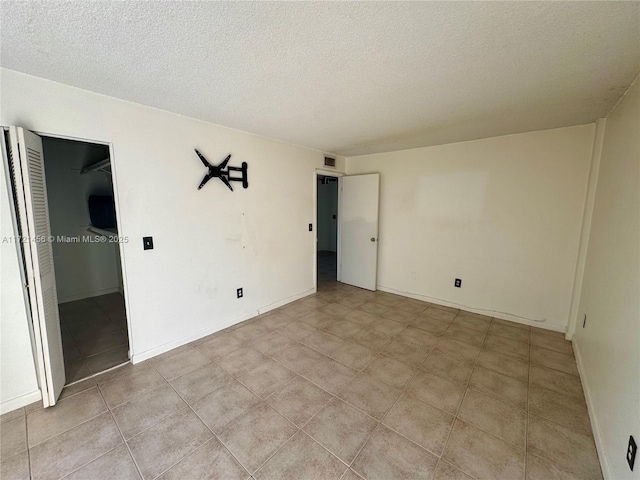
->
[195,149,248,191]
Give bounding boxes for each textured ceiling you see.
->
[1,1,639,156]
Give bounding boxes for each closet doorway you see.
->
[315,172,341,288]
[41,136,129,384]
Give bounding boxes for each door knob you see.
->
[370,238,376,242]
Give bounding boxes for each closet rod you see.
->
[80,158,110,175]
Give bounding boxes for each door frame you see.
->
[313,169,344,292]
[3,128,134,396]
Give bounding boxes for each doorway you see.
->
[41,136,129,384]
[316,174,339,287]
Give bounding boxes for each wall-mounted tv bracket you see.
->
[195,149,248,191]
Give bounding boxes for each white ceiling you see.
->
[1,1,638,156]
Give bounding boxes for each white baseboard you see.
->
[573,341,611,480]
[377,285,566,333]
[132,288,315,364]
[58,287,120,304]
[0,389,42,415]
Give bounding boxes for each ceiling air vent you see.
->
[324,156,336,168]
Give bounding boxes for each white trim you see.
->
[58,287,120,304]
[132,288,315,364]
[0,389,42,415]
[573,341,611,480]
[377,285,566,333]
[566,118,606,340]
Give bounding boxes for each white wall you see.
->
[0,69,345,378]
[42,137,121,303]
[317,179,338,252]
[573,78,639,480]
[0,154,42,413]
[347,124,595,331]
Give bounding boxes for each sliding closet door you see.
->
[8,126,65,405]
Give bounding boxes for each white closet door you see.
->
[339,173,380,291]
[9,126,65,405]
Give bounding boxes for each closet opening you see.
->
[41,136,129,384]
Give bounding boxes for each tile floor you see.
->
[1,265,602,480]
[59,293,130,383]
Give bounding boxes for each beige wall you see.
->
[574,77,639,480]
[347,125,595,331]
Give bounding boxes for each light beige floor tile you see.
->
[395,299,430,315]
[530,327,566,340]
[29,412,122,480]
[266,376,332,427]
[98,364,166,408]
[405,371,465,415]
[250,331,295,356]
[489,322,531,343]
[339,373,401,420]
[330,340,376,370]
[363,354,417,389]
[196,333,245,359]
[452,314,492,333]
[359,301,391,317]
[324,319,362,339]
[0,416,26,461]
[169,361,232,404]
[191,380,261,434]
[424,306,458,322]
[530,347,579,376]
[238,359,296,399]
[302,331,345,355]
[458,389,526,447]
[216,346,268,377]
[528,385,591,435]
[344,309,380,327]
[64,444,141,480]
[530,365,584,399]
[300,310,339,329]
[352,425,438,480]
[158,437,248,480]
[59,376,98,401]
[443,324,486,348]
[351,328,393,351]
[383,393,454,456]
[303,398,378,465]
[0,449,29,480]
[412,315,451,335]
[433,337,480,364]
[76,330,128,357]
[258,312,294,331]
[396,325,440,349]
[112,384,186,439]
[300,296,330,310]
[422,350,473,386]
[380,308,418,324]
[443,420,525,480]
[1,408,24,425]
[483,334,530,361]
[492,318,530,331]
[277,321,319,341]
[230,322,270,343]
[271,343,326,374]
[254,431,346,480]
[434,460,475,480]
[322,303,354,318]
[128,408,212,480]
[469,366,528,408]
[383,337,430,366]
[527,415,602,480]
[476,350,529,381]
[64,359,92,383]
[370,317,405,336]
[530,333,573,356]
[341,469,365,480]
[27,387,107,447]
[303,357,357,394]
[217,402,297,474]
[280,302,314,319]
[526,452,581,480]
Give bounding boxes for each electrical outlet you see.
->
[454,278,462,288]
[583,314,587,328]
[237,288,243,299]
[628,436,637,471]
[143,236,153,250]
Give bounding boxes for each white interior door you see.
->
[339,173,380,290]
[7,126,65,406]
